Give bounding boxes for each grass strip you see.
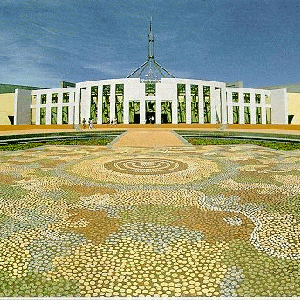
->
[186,137,300,150]
[0,138,113,151]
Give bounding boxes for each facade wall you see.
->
[14,89,32,125]
[287,93,300,124]
[0,93,14,125]
[27,78,288,125]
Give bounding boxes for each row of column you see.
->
[227,92,270,124]
[76,84,227,125]
[33,91,75,125]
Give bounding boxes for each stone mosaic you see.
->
[0,143,299,296]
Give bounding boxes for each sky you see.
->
[1,0,300,88]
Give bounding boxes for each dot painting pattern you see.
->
[0,143,299,297]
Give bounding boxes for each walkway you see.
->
[112,129,188,148]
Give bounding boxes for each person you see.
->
[151,116,155,124]
[82,118,86,129]
[113,117,117,125]
[88,118,93,129]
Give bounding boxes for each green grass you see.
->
[186,138,300,150]
[0,138,113,151]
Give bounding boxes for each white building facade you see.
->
[23,78,287,126]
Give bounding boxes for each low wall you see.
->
[0,124,299,132]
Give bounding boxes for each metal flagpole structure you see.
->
[127,17,175,81]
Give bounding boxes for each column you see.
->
[198,85,204,124]
[35,92,41,125]
[186,84,191,124]
[210,85,216,124]
[97,85,103,124]
[57,91,63,125]
[45,93,51,125]
[227,91,233,124]
[250,91,256,124]
[140,100,146,124]
[123,84,129,124]
[68,91,75,125]
[261,94,266,124]
[74,87,81,125]
[221,88,227,124]
[156,98,161,124]
[109,84,115,122]
[238,92,244,124]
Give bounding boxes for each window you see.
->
[255,94,261,104]
[40,107,46,125]
[62,106,68,124]
[265,94,270,104]
[102,85,110,124]
[177,84,186,123]
[52,93,58,104]
[244,106,250,124]
[203,86,211,123]
[233,106,239,124]
[266,107,271,124]
[244,93,250,103]
[145,83,155,96]
[232,92,238,103]
[63,93,69,103]
[51,107,58,124]
[41,94,47,104]
[90,86,98,122]
[256,107,262,124]
[191,85,199,123]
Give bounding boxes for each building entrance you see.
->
[129,101,140,124]
[146,101,155,124]
[161,101,172,123]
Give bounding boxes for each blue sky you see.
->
[1,0,300,88]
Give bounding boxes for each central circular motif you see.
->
[104,157,188,175]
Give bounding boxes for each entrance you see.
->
[146,101,155,124]
[129,101,140,124]
[161,101,172,123]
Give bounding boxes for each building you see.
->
[4,20,294,126]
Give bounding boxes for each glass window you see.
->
[266,107,271,124]
[102,85,110,124]
[41,94,47,104]
[40,107,46,125]
[62,106,68,124]
[203,86,211,123]
[244,93,250,103]
[244,106,250,124]
[256,107,262,124]
[265,94,271,104]
[145,83,155,96]
[232,92,238,103]
[233,106,239,124]
[177,84,186,123]
[255,94,261,104]
[51,107,58,124]
[52,93,58,104]
[63,93,69,103]
[191,85,199,123]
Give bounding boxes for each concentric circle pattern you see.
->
[104,157,188,175]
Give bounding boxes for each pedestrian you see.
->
[82,118,86,129]
[88,118,93,129]
[113,117,117,125]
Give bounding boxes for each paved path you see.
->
[112,129,188,148]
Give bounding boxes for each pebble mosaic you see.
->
[0,143,299,296]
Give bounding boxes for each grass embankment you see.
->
[0,138,113,151]
[186,138,300,151]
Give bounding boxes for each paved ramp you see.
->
[111,129,188,148]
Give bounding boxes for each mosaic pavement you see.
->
[0,143,300,297]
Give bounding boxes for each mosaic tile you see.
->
[0,143,299,296]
